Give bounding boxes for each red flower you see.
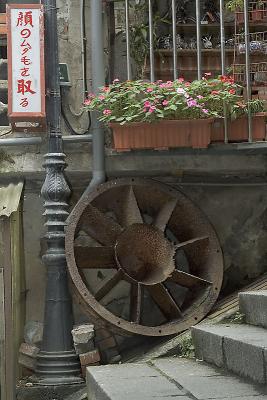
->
[229,89,236,95]
[211,90,220,95]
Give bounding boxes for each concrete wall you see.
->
[3,144,265,328]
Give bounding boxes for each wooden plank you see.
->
[1,217,16,400]
[0,14,6,24]
[0,13,6,36]
[10,205,25,381]
[0,268,5,400]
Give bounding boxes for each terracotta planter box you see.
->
[110,119,213,151]
[251,9,263,21]
[211,113,266,142]
[235,11,244,24]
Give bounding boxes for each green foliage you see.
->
[84,75,264,125]
[226,0,244,11]
[226,0,263,11]
[178,335,195,359]
[223,312,246,324]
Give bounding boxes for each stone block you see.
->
[193,323,267,385]
[79,349,101,367]
[18,354,36,371]
[191,326,224,367]
[224,337,266,384]
[72,323,95,344]
[24,321,43,346]
[97,336,117,351]
[239,291,267,329]
[95,328,112,341]
[18,342,40,372]
[72,323,95,354]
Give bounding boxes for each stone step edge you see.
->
[239,290,267,329]
[191,323,267,385]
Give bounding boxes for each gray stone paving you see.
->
[86,358,267,400]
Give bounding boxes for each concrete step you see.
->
[239,290,267,329]
[86,357,266,400]
[191,323,267,385]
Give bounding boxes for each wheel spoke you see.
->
[175,236,209,251]
[168,270,212,289]
[74,246,116,269]
[130,283,142,323]
[94,270,123,301]
[147,283,183,320]
[116,186,143,227]
[153,199,177,232]
[78,204,122,246]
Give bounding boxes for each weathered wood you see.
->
[0,268,5,400]
[0,14,7,36]
[2,217,15,400]
[11,204,25,381]
[0,187,24,400]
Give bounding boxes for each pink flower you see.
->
[88,93,95,98]
[102,86,110,92]
[144,101,151,108]
[211,90,220,95]
[197,95,204,99]
[84,99,92,105]
[162,100,169,106]
[98,95,105,100]
[178,77,185,82]
[177,87,186,95]
[113,78,120,83]
[103,109,112,115]
[202,109,209,114]
[187,99,198,107]
[146,87,154,93]
[148,106,156,113]
[185,82,191,87]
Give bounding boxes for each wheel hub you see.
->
[115,223,175,286]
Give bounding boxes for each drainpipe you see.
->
[83,0,106,194]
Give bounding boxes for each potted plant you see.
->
[84,76,264,151]
[226,0,266,23]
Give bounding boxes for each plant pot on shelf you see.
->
[110,119,213,151]
[211,113,266,142]
[235,11,244,24]
[251,9,263,21]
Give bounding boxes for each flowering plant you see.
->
[84,76,264,125]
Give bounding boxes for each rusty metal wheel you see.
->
[65,178,223,337]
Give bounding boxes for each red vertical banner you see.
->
[7,4,46,125]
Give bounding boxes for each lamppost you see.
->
[34,0,82,385]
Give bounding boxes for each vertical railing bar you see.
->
[220,0,228,143]
[196,0,202,80]
[244,0,252,142]
[148,0,155,82]
[172,0,178,80]
[125,0,132,80]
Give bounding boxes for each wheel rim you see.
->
[65,178,224,337]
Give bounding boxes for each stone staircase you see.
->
[0,13,8,127]
[192,290,267,385]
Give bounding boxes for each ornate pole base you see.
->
[32,351,83,386]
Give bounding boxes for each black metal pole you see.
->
[34,0,82,385]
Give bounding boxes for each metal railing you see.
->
[112,0,267,145]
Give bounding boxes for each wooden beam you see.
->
[0,14,7,36]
